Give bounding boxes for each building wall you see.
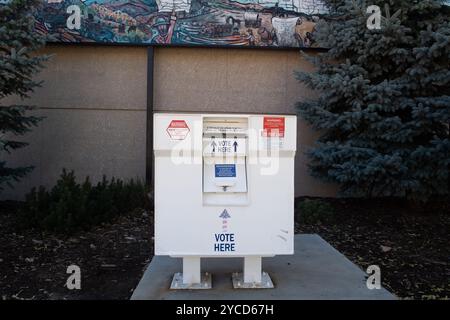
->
[1,44,337,200]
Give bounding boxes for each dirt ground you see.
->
[0,198,448,300]
[295,197,450,300]
[0,203,153,300]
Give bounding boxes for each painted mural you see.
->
[31,0,330,48]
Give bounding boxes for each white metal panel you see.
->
[154,113,296,257]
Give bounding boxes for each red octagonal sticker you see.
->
[166,120,190,140]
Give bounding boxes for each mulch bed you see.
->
[295,197,450,300]
[0,198,448,300]
[0,202,153,300]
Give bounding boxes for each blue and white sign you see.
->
[215,164,236,178]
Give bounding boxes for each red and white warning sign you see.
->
[262,117,285,137]
[166,120,190,140]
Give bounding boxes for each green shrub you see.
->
[18,169,151,234]
[297,199,334,224]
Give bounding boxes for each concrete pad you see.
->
[131,234,396,300]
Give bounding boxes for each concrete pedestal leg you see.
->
[170,256,212,290]
[244,256,262,284]
[232,256,273,288]
[183,256,201,284]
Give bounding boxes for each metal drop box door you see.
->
[154,113,297,257]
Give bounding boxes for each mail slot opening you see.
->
[202,117,248,199]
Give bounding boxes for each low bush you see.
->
[297,199,334,224]
[18,169,151,234]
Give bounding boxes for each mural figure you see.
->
[29,0,331,48]
[247,28,256,46]
[151,15,178,44]
[272,16,299,47]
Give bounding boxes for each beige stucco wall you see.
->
[1,45,336,200]
[1,45,148,200]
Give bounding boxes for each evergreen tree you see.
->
[297,0,450,200]
[0,0,48,192]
